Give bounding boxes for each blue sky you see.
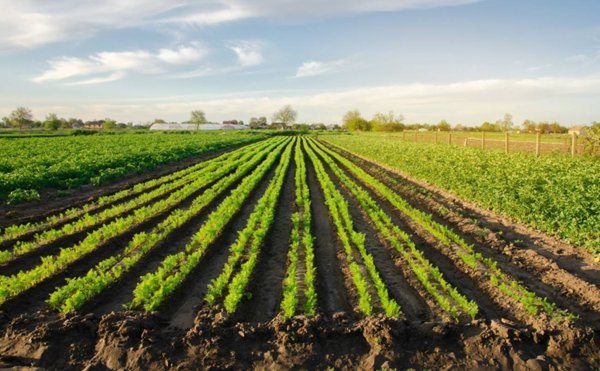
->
[1,0,599,126]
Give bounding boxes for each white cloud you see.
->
[32,43,207,84]
[11,75,600,125]
[228,41,264,66]
[0,0,482,50]
[294,59,348,78]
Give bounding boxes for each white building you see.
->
[149,123,250,131]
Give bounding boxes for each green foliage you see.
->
[127,138,292,311]
[319,137,573,321]
[323,134,600,258]
[0,132,267,204]
[6,188,40,205]
[46,139,281,313]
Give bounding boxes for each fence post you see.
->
[435,131,438,143]
[571,132,577,157]
[481,132,485,150]
[464,138,468,147]
[505,132,509,154]
[448,133,452,145]
[414,131,417,142]
[535,132,541,157]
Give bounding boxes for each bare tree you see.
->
[190,110,207,130]
[272,105,297,129]
[7,107,33,130]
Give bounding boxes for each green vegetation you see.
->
[0,131,267,204]
[280,139,317,318]
[304,138,401,317]
[309,139,478,320]
[128,138,292,311]
[46,138,284,313]
[317,137,572,320]
[322,134,600,258]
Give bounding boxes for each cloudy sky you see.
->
[1,0,599,125]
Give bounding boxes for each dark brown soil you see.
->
[0,139,599,370]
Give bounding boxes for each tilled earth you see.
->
[0,139,599,370]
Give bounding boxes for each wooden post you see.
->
[464,138,468,147]
[435,131,438,143]
[481,132,485,150]
[505,132,509,154]
[448,133,452,145]
[571,132,577,157]
[414,131,417,142]
[535,132,541,157]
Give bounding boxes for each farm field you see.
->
[0,131,267,206]
[323,133,600,258]
[0,136,599,369]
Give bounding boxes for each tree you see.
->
[67,118,83,128]
[44,113,62,131]
[522,119,536,133]
[7,107,33,130]
[153,118,166,124]
[190,110,207,129]
[249,116,268,129]
[480,121,501,132]
[435,120,451,132]
[581,121,600,155]
[370,111,405,132]
[103,118,117,130]
[342,110,370,131]
[272,105,297,129]
[497,113,513,132]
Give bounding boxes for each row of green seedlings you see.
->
[127,138,293,311]
[204,139,294,314]
[280,139,317,318]
[0,140,264,245]
[0,137,284,307]
[308,139,478,321]
[303,138,400,317]
[0,141,266,265]
[47,138,286,313]
[318,139,572,321]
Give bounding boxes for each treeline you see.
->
[342,111,571,133]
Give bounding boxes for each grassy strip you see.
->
[217,140,294,313]
[280,139,317,318]
[46,139,283,313]
[304,138,400,317]
[316,139,572,321]
[0,143,262,265]
[309,138,478,320]
[127,138,292,311]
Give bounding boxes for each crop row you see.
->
[0,140,267,245]
[304,138,401,316]
[317,139,571,321]
[0,137,285,306]
[0,141,267,265]
[280,139,317,318]
[128,137,292,311]
[322,134,600,257]
[47,138,286,313]
[308,139,478,320]
[205,138,294,314]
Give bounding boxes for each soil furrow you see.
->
[304,154,352,314]
[238,160,295,322]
